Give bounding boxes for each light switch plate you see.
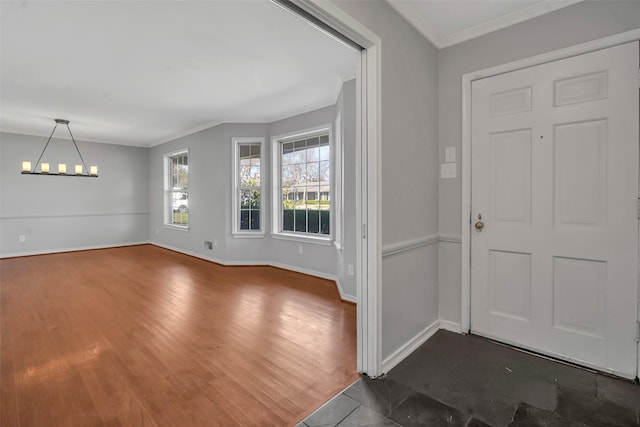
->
[441,163,457,179]
[445,146,456,163]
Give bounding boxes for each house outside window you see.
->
[165,149,189,228]
[232,137,264,237]
[272,127,332,242]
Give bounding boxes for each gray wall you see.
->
[437,0,640,324]
[149,92,358,297]
[266,105,339,276]
[331,0,440,362]
[149,123,233,259]
[2,82,356,300]
[0,132,149,256]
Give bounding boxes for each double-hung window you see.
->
[232,138,264,236]
[165,149,189,228]
[273,127,332,241]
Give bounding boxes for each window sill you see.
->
[164,224,189,232]
[272,232,332,246]
[232,232,265,239]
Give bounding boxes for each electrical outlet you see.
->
[19,234,26,243]
[214,239,217,246]
[298,244,303,254]
[347,264,354,276]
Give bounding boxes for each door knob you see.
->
[475,221,484,230]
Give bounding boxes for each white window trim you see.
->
[271,124,333,243]
[272,231,333,246]
[334,111,343,253]
[232,137,265,238]
[164,148,190,230]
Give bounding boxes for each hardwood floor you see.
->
[1,245,358,426]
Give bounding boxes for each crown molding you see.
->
[439,0,583,49]
[148,119,225,147]
[385,0,443,48]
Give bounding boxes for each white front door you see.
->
[471,41,639,378]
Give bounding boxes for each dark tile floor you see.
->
[298,330,640,427]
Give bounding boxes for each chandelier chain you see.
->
[65,123,90,173]
[33,122,59,171]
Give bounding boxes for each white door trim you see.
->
[290,0,383,377]
[461,29,640,377]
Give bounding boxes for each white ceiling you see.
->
[0,1,359,147]
[1,1,584,148]
[387,0,583,49]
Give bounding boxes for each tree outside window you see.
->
[238,143,261,231]
[167,151,188,226]
[280,133,330,235]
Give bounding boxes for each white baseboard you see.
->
[269,260,336,281]
[0,241,151,259]
[150,242,358,303]
[439,320,462,333]
[381,319,464,374]
[382,319,440,373]
[151,241,228,264]
[336,278,358,304]
[2,239,359,303]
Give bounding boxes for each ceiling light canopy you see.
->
[21,119,98,177]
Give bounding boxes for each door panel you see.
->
[490,250,532,322]
[490,87,533,116]
[552,256,606,338]
[554,120,606,228]
[471,41,639,378]
[492,129,532,225]
[554,71,608,106]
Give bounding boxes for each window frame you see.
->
[271,125,333,245]
[164,148,190,230]
[232,137,265,238]
[333,112,343,252]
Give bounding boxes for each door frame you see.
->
[461,29,640,377]
[289,0,383,377]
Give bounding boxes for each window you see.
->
[273,127,331,240]
[232,138,264,236]
[165,150,189,228]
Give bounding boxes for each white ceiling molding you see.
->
[387,0,583,50]
[384,1,444,48]
[148,72,357,147]
[150,119,225,147]
[2,0,586,146]
[439,0,584,48]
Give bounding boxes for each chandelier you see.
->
[21,119,98,177]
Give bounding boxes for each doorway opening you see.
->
[275,0,382,376]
